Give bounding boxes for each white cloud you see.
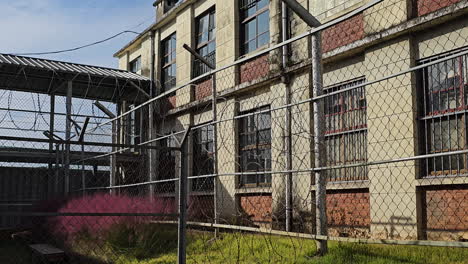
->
[0,0,154,68]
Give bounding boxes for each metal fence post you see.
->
[178,137,188,264]
[64,81,72,194]
[212,73,220,237]
[312,32,328,255]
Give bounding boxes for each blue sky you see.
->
[0,0,155,68]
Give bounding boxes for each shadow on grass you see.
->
[320,243,424,264]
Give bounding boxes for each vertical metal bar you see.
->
[422,66,429,177]
[81,144,85,195]
[212,74,220,237]
[149,31,156,200]
[48,94,55,198]
[282,1,293,233]
[439,63,444,172]
[55,143,60,195]
[65,81,72,194]
[110,119,117,195]
[312,32,328,255]
[430,66,436,174]
[178,141,188,264]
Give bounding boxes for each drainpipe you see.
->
[282,2,293,233]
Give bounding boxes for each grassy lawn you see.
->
[2,225,467,264]
[69,224,468,264]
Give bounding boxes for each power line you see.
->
[9,15,156,56]
[11,30,142,56]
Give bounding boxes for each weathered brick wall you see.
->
[326,189,370,228]
[417,0,462,16]
[322,14,364,53]
[239,54,270,84]
[424,186,468,232]
[194,78,213,101]
[238,194,272,224]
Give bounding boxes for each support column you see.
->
[48,94,55,198]
[212,74,220,236]
[64,81,72,194]
[177,136,188,264]
[312,32,328,255]
[149,30,156,200]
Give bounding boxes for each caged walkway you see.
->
[0,53,154,229]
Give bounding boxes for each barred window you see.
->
[239,0,270,55]
[238,106,271,187]
[194,9,216,78]
[161,33,177,92]
[157,135,177,193]
[324,78,368,182]
[129,56,141,73]
[192,124,215,191]
[419,48,468,177]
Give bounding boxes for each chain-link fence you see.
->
[1,0,468,263]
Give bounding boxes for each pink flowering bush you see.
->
[36,193,175,241]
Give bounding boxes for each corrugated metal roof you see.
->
[0,53,150,82]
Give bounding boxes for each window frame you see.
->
[324,78,368,182]
[238,106,272,188]
[161,33,177,93]
[194,8,216,78]
[418,48,468,177]
[239,0,270,55]
[192,124,215,192]
[129,56,141,73]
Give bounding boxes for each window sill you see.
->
[417,175,468,186]
[320,180,370,190]
[235,186,272,195]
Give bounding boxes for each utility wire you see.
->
[11,30,141,56]
[10,15,155,56]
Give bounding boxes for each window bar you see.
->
[422,66,429,177]
[430,65,437,175]
[339,91,343,182]
[439,62,444,173]
[449,58,456,174]
[460,55,468,170]
[455,57,461,175]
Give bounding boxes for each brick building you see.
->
[114,0,468,241]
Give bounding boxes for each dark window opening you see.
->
[324,78,368,182]
[161,33,177,93]
[164,0,181,13]
[157,135,177,193]
[418,47,468,177]
[238,106,272,187]
[192,124,215,191]
[129,56,141,73]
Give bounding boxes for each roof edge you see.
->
[113,0,195,58]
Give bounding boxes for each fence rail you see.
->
[1,0,468,263]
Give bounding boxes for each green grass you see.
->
[69,224,468,264]
[2,225,467,264]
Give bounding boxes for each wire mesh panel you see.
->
[1,0,468,263]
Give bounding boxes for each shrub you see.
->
[36,193,175,241]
